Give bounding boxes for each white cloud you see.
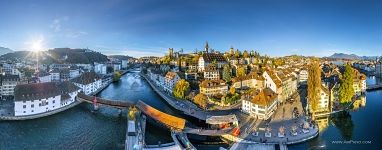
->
[66,31,88,38]
[50,16,69,32]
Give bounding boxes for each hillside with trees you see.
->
[0,48,108,64]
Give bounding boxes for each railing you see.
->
[77,93,134,108]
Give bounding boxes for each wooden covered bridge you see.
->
[77,93,186,130]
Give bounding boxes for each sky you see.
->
[0,0,382,57]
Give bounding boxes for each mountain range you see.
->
[327,53,378,60]
[0,47,13,56]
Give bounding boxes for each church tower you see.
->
[204,41,209,53]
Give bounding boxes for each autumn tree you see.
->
[222,65,232,83]
[339,64,355,104]
[173,79,190,99]
[194,93,208,109]
[235,49,241,58]
[243,50,249,58]
[307,59,321,118]
[237,66,246,78]
[229,86,236,95]
[236,66,246,89]
[128,106,137,120]
[229,47,235,57]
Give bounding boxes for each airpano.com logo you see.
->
[332,140,372,144]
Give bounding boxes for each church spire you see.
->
[205,41,209,53]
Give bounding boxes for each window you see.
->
[23,111,26,113]
[23,105,26,108]
[53,100,55,103]
[31,104,34,108]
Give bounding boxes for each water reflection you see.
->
[315,116,330,133]
[352,95,367,111]
[331,111,354,141]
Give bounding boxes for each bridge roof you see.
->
[78,93,135,107]
[136,100,186,130]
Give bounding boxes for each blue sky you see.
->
[0,0,382,57]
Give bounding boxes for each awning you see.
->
[206,114,238,125]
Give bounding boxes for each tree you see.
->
[307,59,321,118]
[194,93,208,109]
[113,71,122,82]
[229,47,235,56]
[173,79,190,99]
[243,50,249,58]
[128,106,137,120]
[235,49,241,58]
[237,66,246,78]
[192,55,200,63]
[236,66,246,89]
[339,64,355,104]
[222,65,232,83]
[229,86,236,95]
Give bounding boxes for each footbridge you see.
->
[77,93,135,109]
[367,84,382,91]
[77,93,187,130]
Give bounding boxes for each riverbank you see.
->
[141,73,240,121]
[0,100,82,121]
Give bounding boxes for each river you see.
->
[0,71,381,149]
[289,76,382,149]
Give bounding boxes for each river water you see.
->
[290,76,382,150]
[0,71,381,149]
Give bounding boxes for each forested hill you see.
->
[0,48,109,64]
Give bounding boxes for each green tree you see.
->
[173,79,190,99]
[339,64,355,104]
[222,65,232,83]
[307,59,321,118]
[193,93,208,109]
[113,71,122,82]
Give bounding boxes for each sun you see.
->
[29,38,44,52]
[31,40,42,52]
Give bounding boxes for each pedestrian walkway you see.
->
[229,142,275,150]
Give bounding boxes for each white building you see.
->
[298,69,308,84]
[164,71,181,93]
[241,88,278,120]
[0,75,20,99]
[94,63,107,74]
[71,72,102,95]
[13,81,80,116]
[262,70,280,94]
[204,69,220,80]
[113,64,121,71]
[122,60,128,69]
[69,69,80,79]
[50,69,60,82]
[37,72,52,83]
[198,43,227,72]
